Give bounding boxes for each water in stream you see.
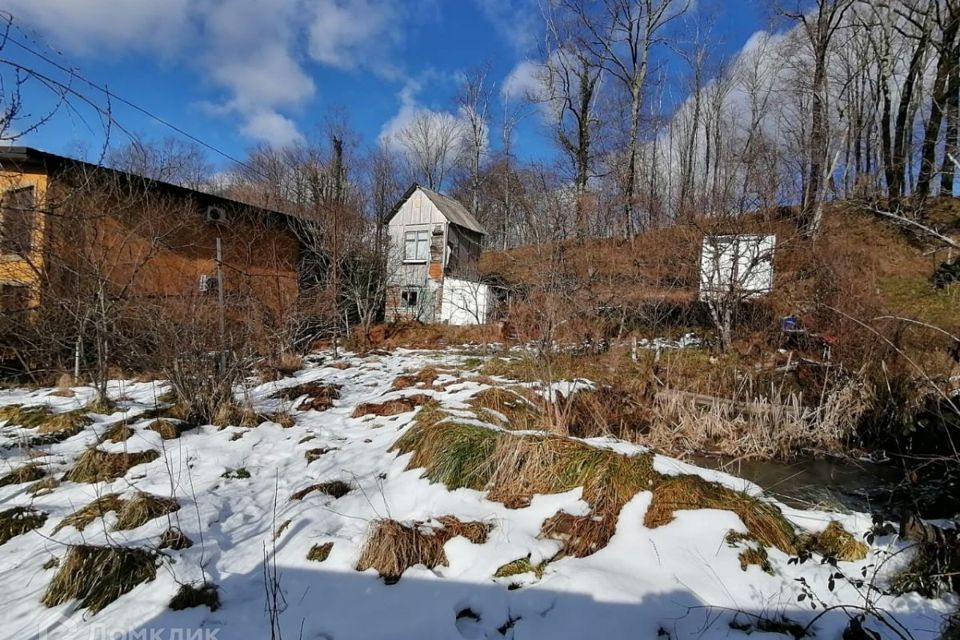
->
[692,454,903,515]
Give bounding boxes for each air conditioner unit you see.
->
[205,205,227,224]
[198,274,218,293]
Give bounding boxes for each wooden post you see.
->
[216,236,227,373]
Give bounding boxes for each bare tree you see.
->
[395,111,466,190]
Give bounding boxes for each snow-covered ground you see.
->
[0,348,954,640]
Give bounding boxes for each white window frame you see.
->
[403,229,429,263]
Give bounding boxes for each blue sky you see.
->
[5,0,766,173]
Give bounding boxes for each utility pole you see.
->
[216,236,227,373]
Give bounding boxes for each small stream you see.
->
[691,455,904,515]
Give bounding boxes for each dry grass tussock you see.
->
[42,544,158,614]
[394,408,815,557]
[352,394,432,418]
[146,419,190,440]
[54,492,178,533]
[159,527,193,550]
[797,521,869,561]
[0,506,47,544]
[0,404,92,438]
[304,447,335,463]
[64,448,161,483]
[273,382,341,411]
[101,422,133,443]
[392,367,440,391]
[26,476,60,495]
[290,480,352,500]
[356,517,492,582]
[648,376,872,459]
[169,583,220,611]
[307,542,333,562]
[0,462,46,487]
[468,387,543,430]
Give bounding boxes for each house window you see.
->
[400,287,420,308]
[0,283,30,313]
[404,230,429,262]
[0,186,36,255]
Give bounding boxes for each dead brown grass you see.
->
[797,521,869,561]
[274,382,341,411]
[64,448,161,483]
[353,394,432,418]
[26,476,60,495]
[290,480,352,500]
[0,506,47,544]
[307,542,333,562]
[101,422,133,443]
[158,527,193,550]
[644,475,797,554]
[304,447,335,463]
[392,367,440,391]
[115,492,179,530]
[41,544,158,614]
[146,420,189,440]
[469,387,543,430]
[0,463,46,487]
[355,517,492,583]
[54,494,124,533]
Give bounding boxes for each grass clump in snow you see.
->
[55,492,177,535]
[494,556,548,579]
[304,448,335,463]
[468,387,543,430]
[644,475,797,554]
[353,394,432,418]
[274,382,341,411]
[0,405,51,428]
[37,408,92,436]
[0,506,47,544]
[290,480,352,500]
[64,448,160,483]
[395,401,801,557]
[307,542,334,562]
[0,462,46,487]
[26,476,60,495]
[41,544,158,614]
[797,521,869,561]
[392,367,439,391]
[101,422,133,443]
[356,517,492,583]
[392,414,499,490]
[158,527,193,550]
[54,494,125,533]
[169,583,220,611]
[146,420,190,440]
[115,492,179,530]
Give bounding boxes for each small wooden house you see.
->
[384,184,491,324]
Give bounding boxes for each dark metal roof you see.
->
[385,183,486,235]
[0,146,293,221]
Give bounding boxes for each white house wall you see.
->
[387,187,448,288]
[440,277,491,325]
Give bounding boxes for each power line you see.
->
[7,34,267,180]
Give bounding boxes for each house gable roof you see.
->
[386,183,486,235]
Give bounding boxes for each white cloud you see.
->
[5,0,413,145]
[241,110,304,147]
[473,0,539,53]
[502,59,545,101]
[379,79,475,153]
[307,0,403,75]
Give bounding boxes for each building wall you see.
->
[1,168,300,322]
[0,169,49,310]
[386,187,448,322]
